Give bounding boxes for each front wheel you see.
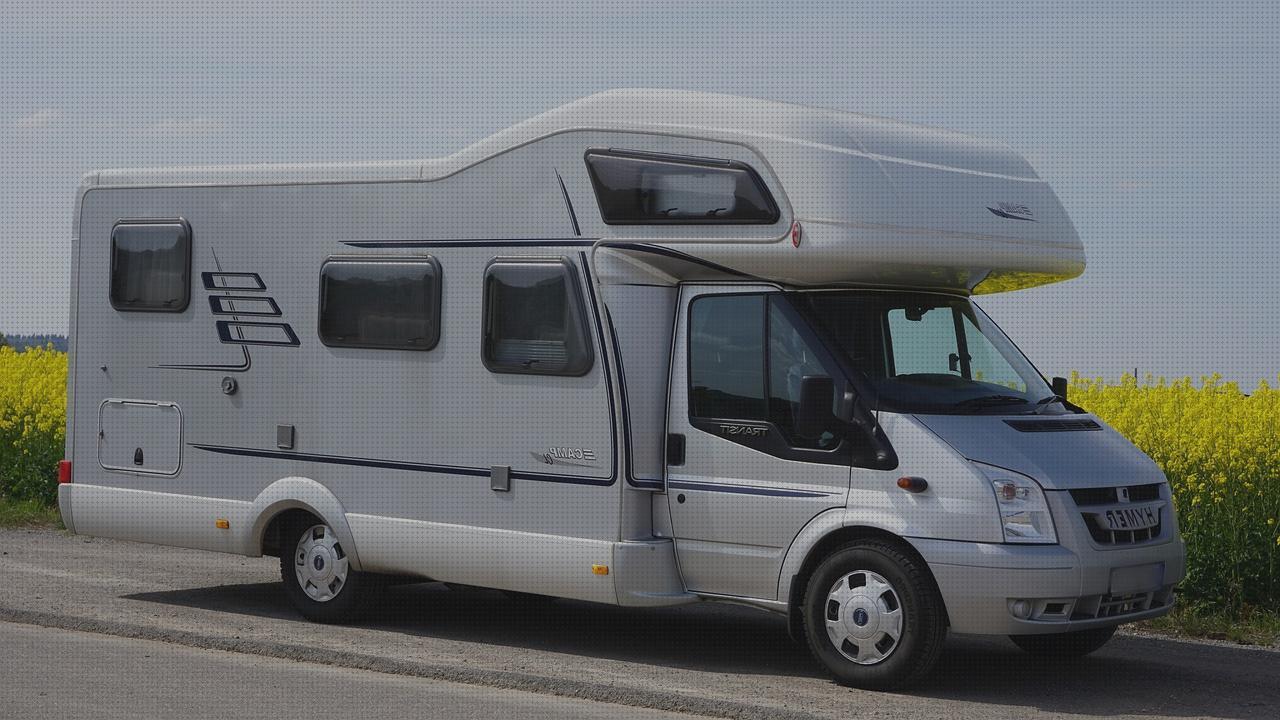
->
[280,515,383,623]
[1010,626,1116,657]
[802,540,947,690]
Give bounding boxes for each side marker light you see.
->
[896,476,928,493]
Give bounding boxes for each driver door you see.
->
[666,286,851,600]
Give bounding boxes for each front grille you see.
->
[1005,418,1101,432]
[1071,483,1166,545]
[1070,483,1163,506]
[1084,518,1162,545]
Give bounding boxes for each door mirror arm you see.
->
[839,388,896,468]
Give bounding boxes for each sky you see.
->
[3,1,1277,385]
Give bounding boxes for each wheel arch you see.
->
[247,477,363,571]
[779,512,949,643]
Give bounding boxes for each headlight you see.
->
[991,476,1058,544]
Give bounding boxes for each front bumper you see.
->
[908,489,1187,636]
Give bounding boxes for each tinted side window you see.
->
[483,260,593,376]
[110,221,192,312]
[768,298,839,449]
[585,150,780,225]
[688,295,766,419]
[319,257,441,350]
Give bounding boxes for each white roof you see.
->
[83,89,1084,293]
[83,89,1037,189]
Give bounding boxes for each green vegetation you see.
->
[0,495,63,528]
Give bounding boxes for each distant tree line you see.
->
[0,333,68,352]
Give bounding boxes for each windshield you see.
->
[791,291,1053,414]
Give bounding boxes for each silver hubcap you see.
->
[294,524,349,603]
[824,570,904,665]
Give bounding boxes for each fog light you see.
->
[1010,599,1032,619]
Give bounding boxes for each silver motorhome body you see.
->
[61,90,1183,689]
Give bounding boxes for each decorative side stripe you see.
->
[190,444,613,487]
[343,239,596,248]
[604,243,756,279]
[667,480,831,498]
[201,272,267,291]
[577,252,620,487]
[336,240,757,280]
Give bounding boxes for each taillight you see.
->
[58,460,72,484]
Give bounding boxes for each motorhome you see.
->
[59,89,1186,689]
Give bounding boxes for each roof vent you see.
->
[1004,418,1101,433]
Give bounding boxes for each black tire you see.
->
[801,540,947,691]
[1010,626,1116,657]
[280,514,384,623]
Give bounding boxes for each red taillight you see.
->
[58,460,72,484]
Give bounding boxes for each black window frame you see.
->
[317,255,443,352]
[686,291,857,466]
[481,257,595,377]
[108,218,193,313]
[584,149,781,225]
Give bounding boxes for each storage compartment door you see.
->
[98,399,184,475]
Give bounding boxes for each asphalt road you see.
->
[0,621,696,720]
[2,526,1278,720]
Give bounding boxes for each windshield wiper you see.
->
[1031,394,1065,414]
[953,394,1031,411]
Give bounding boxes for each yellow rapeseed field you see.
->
[1,348,1276,610]
[0,345,66,505]
[1070,372,1280,610]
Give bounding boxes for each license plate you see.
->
[1100,505,1161,532]
[1110,563,1164,594]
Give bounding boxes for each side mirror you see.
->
[1051,376,1069,401]
[795,376,836,440]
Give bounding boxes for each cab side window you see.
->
[689,295,766,419]
[688,294,839,451]
[768,300,836,449]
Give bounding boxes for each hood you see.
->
[910,413,1166,491]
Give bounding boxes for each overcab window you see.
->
[585,149,780,224]
[318,257,441,350]
[110,220,192,312]
[483,260,593,376]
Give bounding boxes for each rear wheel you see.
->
[1010,626,1116,657]
[802,540,947,690]
[280,515,383,623]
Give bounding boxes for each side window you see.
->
[768,299,838,449]
[483,260,593,376]
[585,150,780,225]
[318,257,441,350]
[689,293,843,452]
[110,220,192,312]
[688,295,766,419]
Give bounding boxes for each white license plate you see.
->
[1101,505,1161,532]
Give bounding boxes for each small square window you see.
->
[110,220,192,312]
[318,257,441,350]
[483,260,593,376]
